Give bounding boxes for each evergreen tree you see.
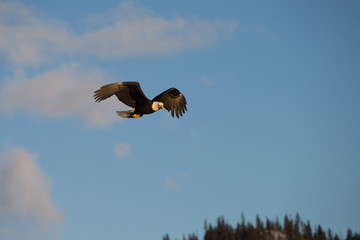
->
[347,229,353,240]
[246,223,259,240]
[241,213,246,229]
[204,224,216,240]
[275,216,282,231]
[303,221,313,240]
[284,215,294,240]
[235,223,244,240]
[327,229,334,240]
[216,216,234,240]
[182,233,199,240]
[163,233,170,240]
[266,218,273,233]
[256,215,265,240]
[294,214,302,240]
[314,225,326,240]
[188,233,199,240]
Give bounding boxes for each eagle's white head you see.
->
[152,101,164,111]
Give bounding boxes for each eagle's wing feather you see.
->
[94,82,149,108]
[153,88,187,118]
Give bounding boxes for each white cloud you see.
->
[0,1,237,65]
[0,64,122,127]
[114,143,132,158]
[0,147,62,239]
[165,177,176,189]
[180,172,188,180]
[0,1,237,126]
[199,76,216,87]
[165,172,188,193]
[0,2,71,65]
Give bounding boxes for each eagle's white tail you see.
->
[116,109,135,118]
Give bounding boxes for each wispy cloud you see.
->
[0,147,62,239]
[199,76,216,87]
[165,172,188,193]
[0,64,121,127]
[0,1,237,66]
[0,2,71,66]
[0,1,236,126]
[165,177,177,189]
[114,143,132,159]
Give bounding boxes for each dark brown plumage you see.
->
[94,81,187,118]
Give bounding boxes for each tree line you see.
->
[163,214,360,240]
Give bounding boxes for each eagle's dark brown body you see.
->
[94,81,187,118]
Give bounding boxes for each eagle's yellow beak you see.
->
[161,105,164,109]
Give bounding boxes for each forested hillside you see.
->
[163,214,360,240]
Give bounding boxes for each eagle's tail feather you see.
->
[116,109,135,118]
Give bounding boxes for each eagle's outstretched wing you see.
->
[94,82,149,107]
[153,88,187,118]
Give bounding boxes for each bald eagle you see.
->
[94,81,187,118]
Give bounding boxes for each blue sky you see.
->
[0,1,359,239]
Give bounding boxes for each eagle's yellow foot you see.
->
[132,114,141,118]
